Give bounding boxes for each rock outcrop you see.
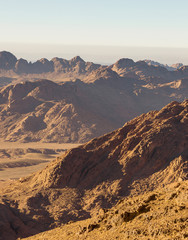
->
[23,180,188,240]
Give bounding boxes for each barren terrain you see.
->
[23,180,188,240]
[0,142,80,181]
[0,51,187,143]
[0,51,187,239]
[0,100,187,240]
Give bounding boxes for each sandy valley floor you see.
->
[0,142,80,182]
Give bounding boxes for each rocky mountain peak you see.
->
[113,58,135,68]
[70,55,85,63]
[0,51,17,70]
[38,58,50,64]
[171,63,183,69]
[15,58,30,73]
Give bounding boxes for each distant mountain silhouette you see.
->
[144,59,183,71]
[0,51,100,75]
[0,51,17,70]
[0,51,187,85]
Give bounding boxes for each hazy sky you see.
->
[1,0,188,64]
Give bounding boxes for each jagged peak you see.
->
[70,56,85,63]
[37,58,51,64]
[178,65,188,71]
[16,58,29,63]
[51,57,68,62]
[85,67,120,83]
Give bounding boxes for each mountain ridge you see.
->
[0,75,187,143]
[0,51,188,87]
[144,59,183,71]
[0,100,187,240]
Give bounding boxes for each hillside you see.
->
[23,180,188,240]
[0,100,187,240]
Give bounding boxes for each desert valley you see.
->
[0,51,187,240]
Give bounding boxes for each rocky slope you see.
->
[0,78,136,143]
[0,52,187,144]
[0,100,187,239]
[23,180,188,240]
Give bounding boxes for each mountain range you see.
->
[0,51,187,143]
[0,100,187,240]
[0,51,188,85]
[144,59,183,71]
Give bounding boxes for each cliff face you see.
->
[0,100,187,240]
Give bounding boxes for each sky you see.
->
[1,0,188,64]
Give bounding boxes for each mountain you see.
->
[0,74,187,143]
[171,62,184,69]
[110,58,188,83]
[0,100,187,239]
[110,58,172,80]
[0,51,101,78]
[0,51,188,85]
[0,51,187,143]
[0,51,17,70]
[144,59,183,71]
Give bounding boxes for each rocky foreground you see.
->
[0,100,187,240]
[23,180,188,240]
